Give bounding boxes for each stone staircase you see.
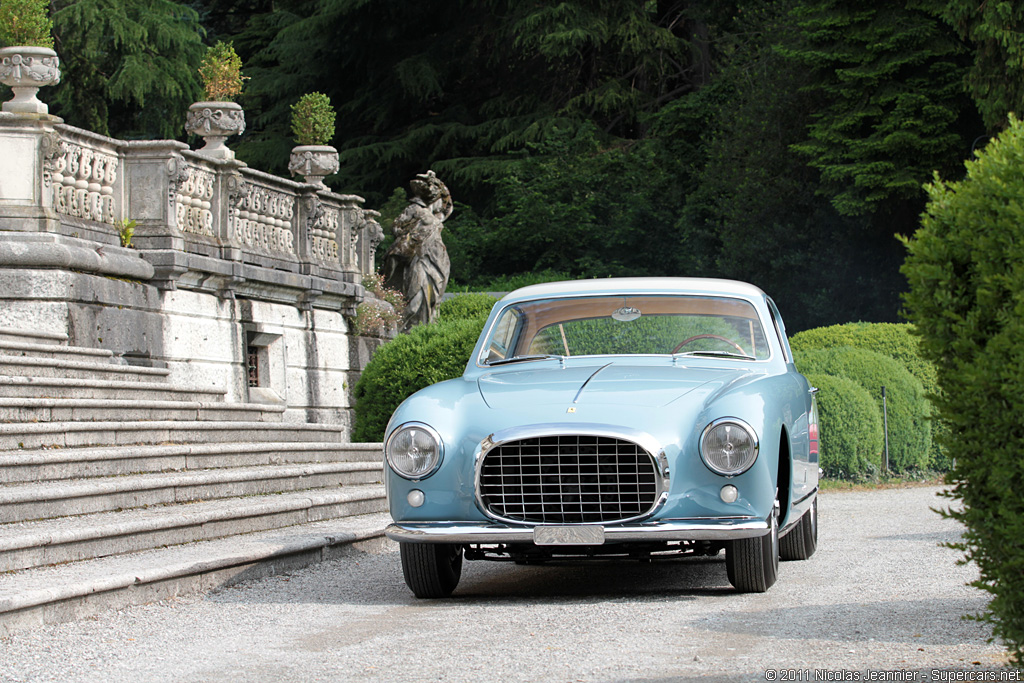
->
[0,327,388,637]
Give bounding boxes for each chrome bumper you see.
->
[385,518,769,544]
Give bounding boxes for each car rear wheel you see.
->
[400,542,464,598]
[726,501,779,593]
[780,496,818,561]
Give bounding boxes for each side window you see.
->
[766,298,793,363]
[482,308,521,363]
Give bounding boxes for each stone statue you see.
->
[382,170,453,333]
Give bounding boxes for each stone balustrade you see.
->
[0,113,384,310]
[0,111,389,428]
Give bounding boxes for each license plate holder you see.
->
[533,525,605,546]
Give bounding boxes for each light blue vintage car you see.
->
[383,277,819,597]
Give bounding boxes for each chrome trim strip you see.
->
[572,362,613,403]
[385,518,770,544]
[472,423,670,526]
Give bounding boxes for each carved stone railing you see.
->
[0,114,384,313]
[43,128,119,227]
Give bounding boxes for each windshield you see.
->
[479,295,770,364]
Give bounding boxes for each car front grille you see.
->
[478,435,660,524]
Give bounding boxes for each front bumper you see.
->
[385,518,769,544]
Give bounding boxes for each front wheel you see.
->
[400,542,464,598]
[780,497,818,561]
[726,502,779,593]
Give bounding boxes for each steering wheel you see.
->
[671,334,747,356]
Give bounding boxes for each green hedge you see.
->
[438,293,498,321]
[352,317,486,442]
[790,322,935,393]
[796,346,930,473]
[902,116,1024,664]
[805,372,883,479]
[790,322,948,470]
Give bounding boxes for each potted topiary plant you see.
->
[184,41,247,159]
[287,92,339,187]
[0,0,60,115]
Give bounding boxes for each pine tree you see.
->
[779,0,973,216]
[233,0,733,202]
[49,0,205,139]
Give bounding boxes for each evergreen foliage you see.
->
[795,346,930,472]
[290,92,335,146]
[804,372,883,479]
[681,1,908,331]
[779,0,971,216]
[0,0,53,47]
[902,116,1024,664]
[939,0,1024,130]
[233,1,732,196]
[48,0,204,138]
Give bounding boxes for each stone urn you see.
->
[288,145,340,187]
[0,46,61,115]
[185,101,246,160]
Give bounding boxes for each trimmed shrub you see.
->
[795,346,930,473]
[790,322,948,470]
[352,317,486,442]
[805,372,883,479]
[902,116,1024,664]
[438,293,498,321]
[790,322,936,392]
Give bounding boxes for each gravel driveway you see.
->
[0,485,1012,682]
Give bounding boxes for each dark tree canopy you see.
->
[21,0,1017,329]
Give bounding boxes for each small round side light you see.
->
[720,485,739,504]
[407,490,425,507]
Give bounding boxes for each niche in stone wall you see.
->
[243,323,287,404]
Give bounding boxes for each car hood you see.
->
[477,362,755,410]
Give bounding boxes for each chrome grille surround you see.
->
[474,424,669,526]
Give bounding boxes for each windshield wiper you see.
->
[486,354,564,366]
[674,350,757,361]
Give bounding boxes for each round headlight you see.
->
[700,418,759,476]
[386,423,443,479]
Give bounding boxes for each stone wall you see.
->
[0,111,388,431]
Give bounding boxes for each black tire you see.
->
[399,542,463,598]
[726,502,779,593]
[780,497,818,561]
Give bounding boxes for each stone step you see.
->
[0,441,383,483]
[0,339,114,363]
[0,461,384,523]
[0,485,386,572]
[0,397,285,423]
[0,420,347,450]
[0,354,170,382]
[0,375,226,401]
[0,510,391,637]
[0,327,67,346]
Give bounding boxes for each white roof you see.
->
[499,277,767,305]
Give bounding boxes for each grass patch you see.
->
[820,472,945,492]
